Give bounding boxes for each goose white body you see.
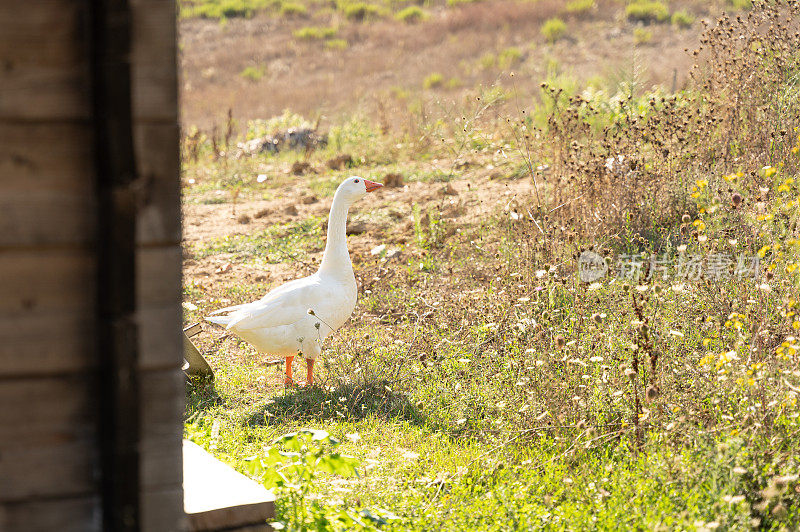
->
[206,177,381,364]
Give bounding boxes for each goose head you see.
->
[335,176,383,204]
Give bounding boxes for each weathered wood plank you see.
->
[139,304,184,370]
[0,495,101,532]
[138,245,183,306]
[0,304,186,377]
[0,192,95,247]
[0,123,94,193]
[0,250,94,315]
[0,313,94,376]
[0,376,97,501]
[140,369,185,440]
[134,122,182,245]
[130,0,178,121]
[142,486,187,532]
[0,1,91,120]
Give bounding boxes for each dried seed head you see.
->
[682,214,691,224]
[555,335,566,348]
[732,192,743,207]
[307,308,316,316]
[624,368,637,379]
[592,313,603,324]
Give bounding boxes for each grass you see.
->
[671,9,694,28]
[422,72,444,89]
[633,27,653,44]
[395,5,426,23]
[181,2,800,529]
[240,64,266,81]
[293,26,338,40]
[541,17,567,43]
[625,0,670,24]
[280,1,308,15]
[565,0,594,14]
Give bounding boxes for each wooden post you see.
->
[90,0,142,529]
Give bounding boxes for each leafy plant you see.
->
[280,2,308,16]
[241,65,266,81]
[633,27,653,44]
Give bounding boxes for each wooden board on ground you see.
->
[183,440,275,531]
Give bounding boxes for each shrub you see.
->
[395,5,426,22]
[541,17,567,43]
[342,2,383,20]
[292,26,337,40]
[498,47,523,69]
[423,73,444,89]
[279,1,307,16]
[182,0,276,19]
[565,0,595,14]
[240,65,265,81]
[671,10,694,28]
[324,38,349,50]
[633,27,653,44]
[625,1,669,23]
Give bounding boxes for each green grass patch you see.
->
[541,17,567,43]
[565,0,594,14]
[423,72,444,89]
[395,5,426,23]
[293,25,338,40]
[625,0,669,24]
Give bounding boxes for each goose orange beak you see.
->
[364,180,383,192]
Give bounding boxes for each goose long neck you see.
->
[319,193,352,275]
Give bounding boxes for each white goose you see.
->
[206,176,383,385]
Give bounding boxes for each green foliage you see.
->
[279,1,308,16]
[181,0,275,19]
[240,64,266,81]
[446,0,481,6]
[497,47,522,69]
[325,39,349,50]
[293,26,337,40]
[395,5,426,23]
[423,72,444,89]
[541,17,567,43]
[634,27,653,44]
[625,1,670,23]
[565,0,595,14]
[671,9,694,28]
[341,2,383,21]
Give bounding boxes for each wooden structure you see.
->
[0,0,184,530]
[183,441,275,531]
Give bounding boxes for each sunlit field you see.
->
[180,1,800,529]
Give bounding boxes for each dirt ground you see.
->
[179,0,703,128]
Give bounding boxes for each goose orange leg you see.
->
[306,359,315,386]
[284,356,295,386]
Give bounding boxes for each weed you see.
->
[565,0,595,14]
[634,27,653,44]
[671,9,694,28]
[324,38,349,50]
[279,1,308,16]
[625,1,670,24]
[293,26,337,40]
[423,73,444,89]
[395,5,426,23]
[541,17,567,43]
[240,65,266,81]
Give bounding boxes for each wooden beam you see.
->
[90,0,142,529]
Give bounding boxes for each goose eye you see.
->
[354,179,360,183]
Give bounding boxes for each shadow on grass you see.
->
[246,378,426,427]
[185,377,222,414]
